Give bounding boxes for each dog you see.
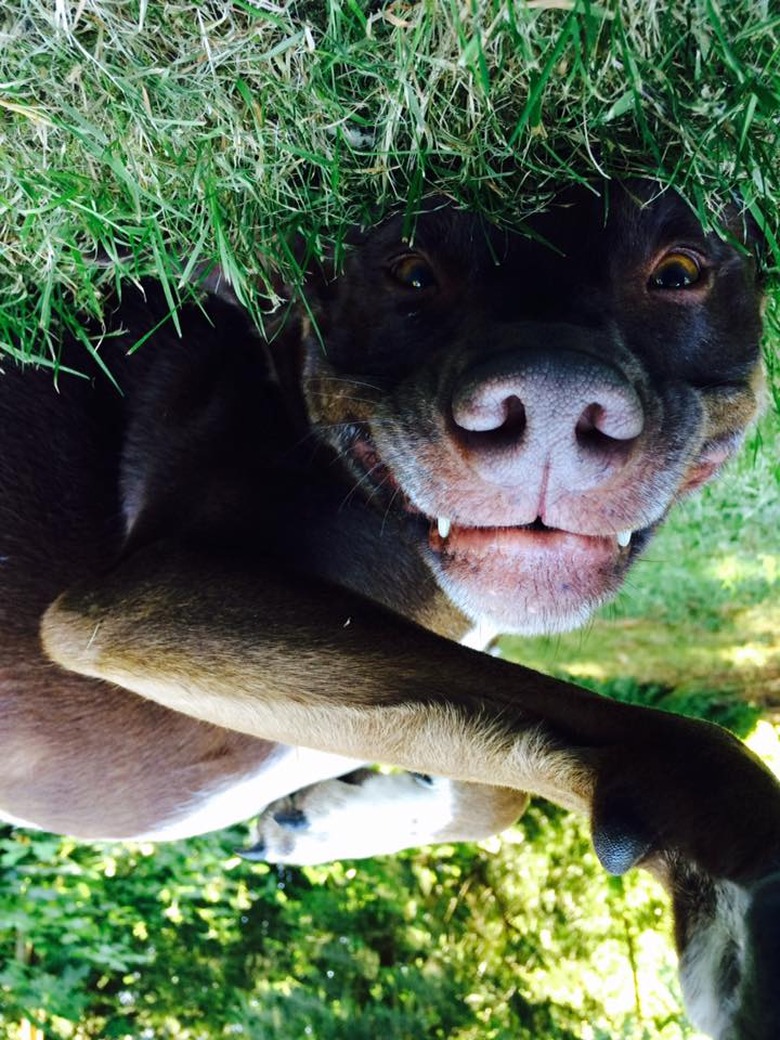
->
[1,180,779,1038]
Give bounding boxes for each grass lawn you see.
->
[1,1,779,388]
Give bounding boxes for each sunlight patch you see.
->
[723,643,774,668]
[745,720,780,775]
[710,552,778,588]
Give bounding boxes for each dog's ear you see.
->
[271,230,348,340]
[257,230,348,404]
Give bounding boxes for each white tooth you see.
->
[617,530,632,548]
[437,517,452,539]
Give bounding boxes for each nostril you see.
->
[492,394,526,442]
[576,399,644,444]
[576,403,604,437]
[452,391,527,452]
[452,385,527,436]
[582,391,644,436]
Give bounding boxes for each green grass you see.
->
[1,0,779,382]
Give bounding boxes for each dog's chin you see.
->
[422,525,631,635]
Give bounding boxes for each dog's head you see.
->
[290,181,765,633]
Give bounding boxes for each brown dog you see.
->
[1,181,778,1038]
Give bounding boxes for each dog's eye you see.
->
[389,254,437,292]
[649,251,702,290]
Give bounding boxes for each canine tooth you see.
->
[616,530,632,548]
[437,517,452,539]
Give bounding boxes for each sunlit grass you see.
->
[746,719,780,773]
[469,809,701,1038]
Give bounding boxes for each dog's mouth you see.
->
[422,517,640,634]
[427,515,635,552]
[342,421,643,632]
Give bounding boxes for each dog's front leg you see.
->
[39,542,606,819]
[41,540,780,884]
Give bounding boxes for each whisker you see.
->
[337,463,389,511]
[312,376,385,394]
[381,486,412,535]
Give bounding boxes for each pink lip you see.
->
[424,523,628,634]
[428,522,619,555]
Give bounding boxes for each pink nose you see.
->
[451,349,645,489]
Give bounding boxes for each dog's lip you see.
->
[420,516,639,633]
[426,519,636,554]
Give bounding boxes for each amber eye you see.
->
[389,254,437,291]
[649,251,702,290]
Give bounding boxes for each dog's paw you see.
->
[590,789,655,876]
[589,715,780,884]
[238,770,466,866]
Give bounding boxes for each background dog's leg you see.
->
[246,772,529,864]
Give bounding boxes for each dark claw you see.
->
[272,807,309,830]
[591,795,654,876]
[339,768,373,786]
[235,840,267,862]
